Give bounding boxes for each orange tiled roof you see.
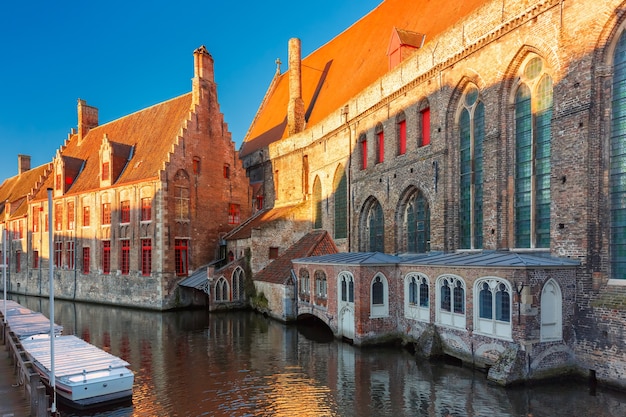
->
[240,0,486,157]
[254,230,339,284]
[32,93,193,200]
[0,164,51,219]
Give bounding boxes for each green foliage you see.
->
[250,291,269,311]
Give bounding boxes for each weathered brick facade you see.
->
[236,0,626,389]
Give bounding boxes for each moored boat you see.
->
[21,334,134,409]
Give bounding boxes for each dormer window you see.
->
[102,162,110,181]
[387,28,425,70]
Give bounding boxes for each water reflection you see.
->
[12,295,626,417]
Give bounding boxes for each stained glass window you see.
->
[515,57,552,248]
[459,85,484,249]
[611,31,626,279]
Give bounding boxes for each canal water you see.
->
[10,295,626,417]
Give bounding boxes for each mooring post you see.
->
[36,382,49,417]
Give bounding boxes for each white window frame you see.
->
[404,272,430,322]
[370,273,389,318]
[540,279,563,342]
[473,277,513,341]
[435,274,466,330]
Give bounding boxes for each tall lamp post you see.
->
[47,188,57,413]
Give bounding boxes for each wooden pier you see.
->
[1,301,52,417]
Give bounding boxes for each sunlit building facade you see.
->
[0,46,250,309]
[235,0,626,389]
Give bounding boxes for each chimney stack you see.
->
[77,99,98,143]
[287,38,305,136]
[18,154,31,175]
[192,45,214,107]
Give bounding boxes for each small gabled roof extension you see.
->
[255,230,339,284]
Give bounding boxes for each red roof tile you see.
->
[254,230,339,284]
[0,164,51,219]
[32,94,193,200]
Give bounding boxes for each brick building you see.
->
[0,46,250,310]
[233,0,626,389]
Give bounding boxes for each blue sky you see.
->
[0,0,381,181]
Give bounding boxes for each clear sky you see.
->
[0,0,382,182]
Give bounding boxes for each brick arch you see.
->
[358,196,384,252]
[594,1,626,66]
[395,185,431,253]
[447,76,486,123]
[501,45,558,107]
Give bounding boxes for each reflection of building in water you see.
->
[222,0,626,391]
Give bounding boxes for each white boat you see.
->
[3,301,63,339]
[21,334,134,409]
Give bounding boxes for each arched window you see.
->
[299,269,310,302]
[333,166,348,239]
[419,100,431,147]
[514,56,553,249]
[612,31,626,280]
[232,267,245,301]
[215,277,229,302]
[396,111,407,156]
[375,123,384,164]
[402,190,430,253]
[313,176,322,229]
[363,199,384,252]
[405,273,430,322]
[359,133,368,170]
[474,278,512,339]
[370,274,389,317]
[459,84,484,249]
[339,272,355,304]
[436,275,466,329]
[540,279,562,341]
[314,271,327,305]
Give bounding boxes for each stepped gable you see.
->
[31,93,193,199]
[240,0,486,157]
[255,230,339,284]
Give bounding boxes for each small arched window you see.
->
[396,112,407,156]
[339,272,355,304]
[313,176,322,229]
[375,123,384,164]
[405,273,430,322]
[232,267,245,301]
[436,275,466,329]
[299,269,310,302]
[540,279,562,341]
[474,277,512,340]
[370,274,389,318]
[215,277,229,302]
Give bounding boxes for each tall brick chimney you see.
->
[192,45,214,107]
[77,99,98,143]
[288,38,305,136]
[18,154,30,175]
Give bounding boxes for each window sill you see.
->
[607,279,626,287]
